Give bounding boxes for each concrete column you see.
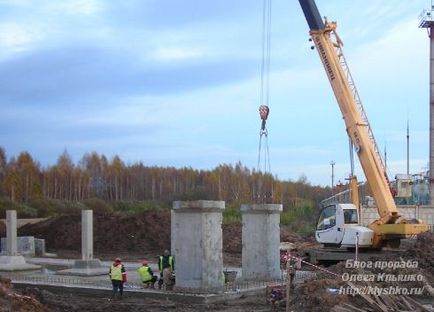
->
[82,210,93,260]
[56,209,106,276]
[172,200,225,292]
[6,210,17,256]
[241,204,283,280]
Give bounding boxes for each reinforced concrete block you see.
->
[172,200,225,291]
[1,236,35,256]
[241,204,283,281]
[35,239,45,256]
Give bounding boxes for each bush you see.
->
[52,200,84,215]
[223,203,241,224]
[83,198,113,215]
[28,197,57,217]
[281,199,318,236]
[0,197,37,218]
[111,200,164,214]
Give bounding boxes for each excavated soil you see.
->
[18,211,315,265]
[19,210,171,259]
[20,287,272,312]
[0,277,45,312]
[0,221,5,237]
[287,232,434,311]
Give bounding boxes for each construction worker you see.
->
[158,249,174,290]
[109,257,126,300]
[137,260,157,289]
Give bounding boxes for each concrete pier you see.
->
[241,204,282,280]
[0,210,40,271]
[82,210,93,260]
[57,210,105,276]
[172,200,225,292]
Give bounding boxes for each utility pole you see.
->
[407,120,410,175]
[330,161,335,195]
[419,3,434,204]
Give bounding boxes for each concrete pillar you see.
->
[241,204,283,280]
[0,210,41,271]
[172,200,225,291]
[56,210,105,276]
[6,210,17,256]
[82,210,93,260]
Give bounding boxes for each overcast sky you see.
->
[0,0,431,186]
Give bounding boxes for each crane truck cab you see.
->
[316,203,374,248]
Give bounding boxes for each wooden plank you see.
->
[341,302,370,312]
[377,294,399,310]
[346,282,378,308]
[423,277,434,297]
[404,296,433,312]
[372,295,389,312]
[400,296,414,311]
[331,306,355,312]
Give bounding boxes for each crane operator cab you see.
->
[316,203,374,248]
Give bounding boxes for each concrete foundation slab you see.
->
[172,200,225,292]
[56,259,107,276]
[241,204,283,281]
[0,255,41,271]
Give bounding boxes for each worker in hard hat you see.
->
[158,249,175,290]
[109,257,126,300]
[137,260,157,289]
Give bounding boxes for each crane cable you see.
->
[257,0,272,175]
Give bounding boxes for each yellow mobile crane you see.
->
[298,0,429,249]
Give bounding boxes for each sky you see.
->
[0,0,431,186]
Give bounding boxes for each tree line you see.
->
[0,146,331,208]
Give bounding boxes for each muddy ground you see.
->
[19,286,273,312]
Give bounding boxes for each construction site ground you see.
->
[0,211,433,311]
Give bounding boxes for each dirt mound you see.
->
[0,277,45,312]
[289,278,349,312]
[0,221,5,237]
[222,224,242,253]
[280,228,319,258]
[222,224,312,254]
[403,231,434,278]
[19,210,172,255]
[19,213,310,264]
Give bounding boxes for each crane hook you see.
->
[259,105,270,131]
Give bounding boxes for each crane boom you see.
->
[298,0,428,247]
[299,0,399,224]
